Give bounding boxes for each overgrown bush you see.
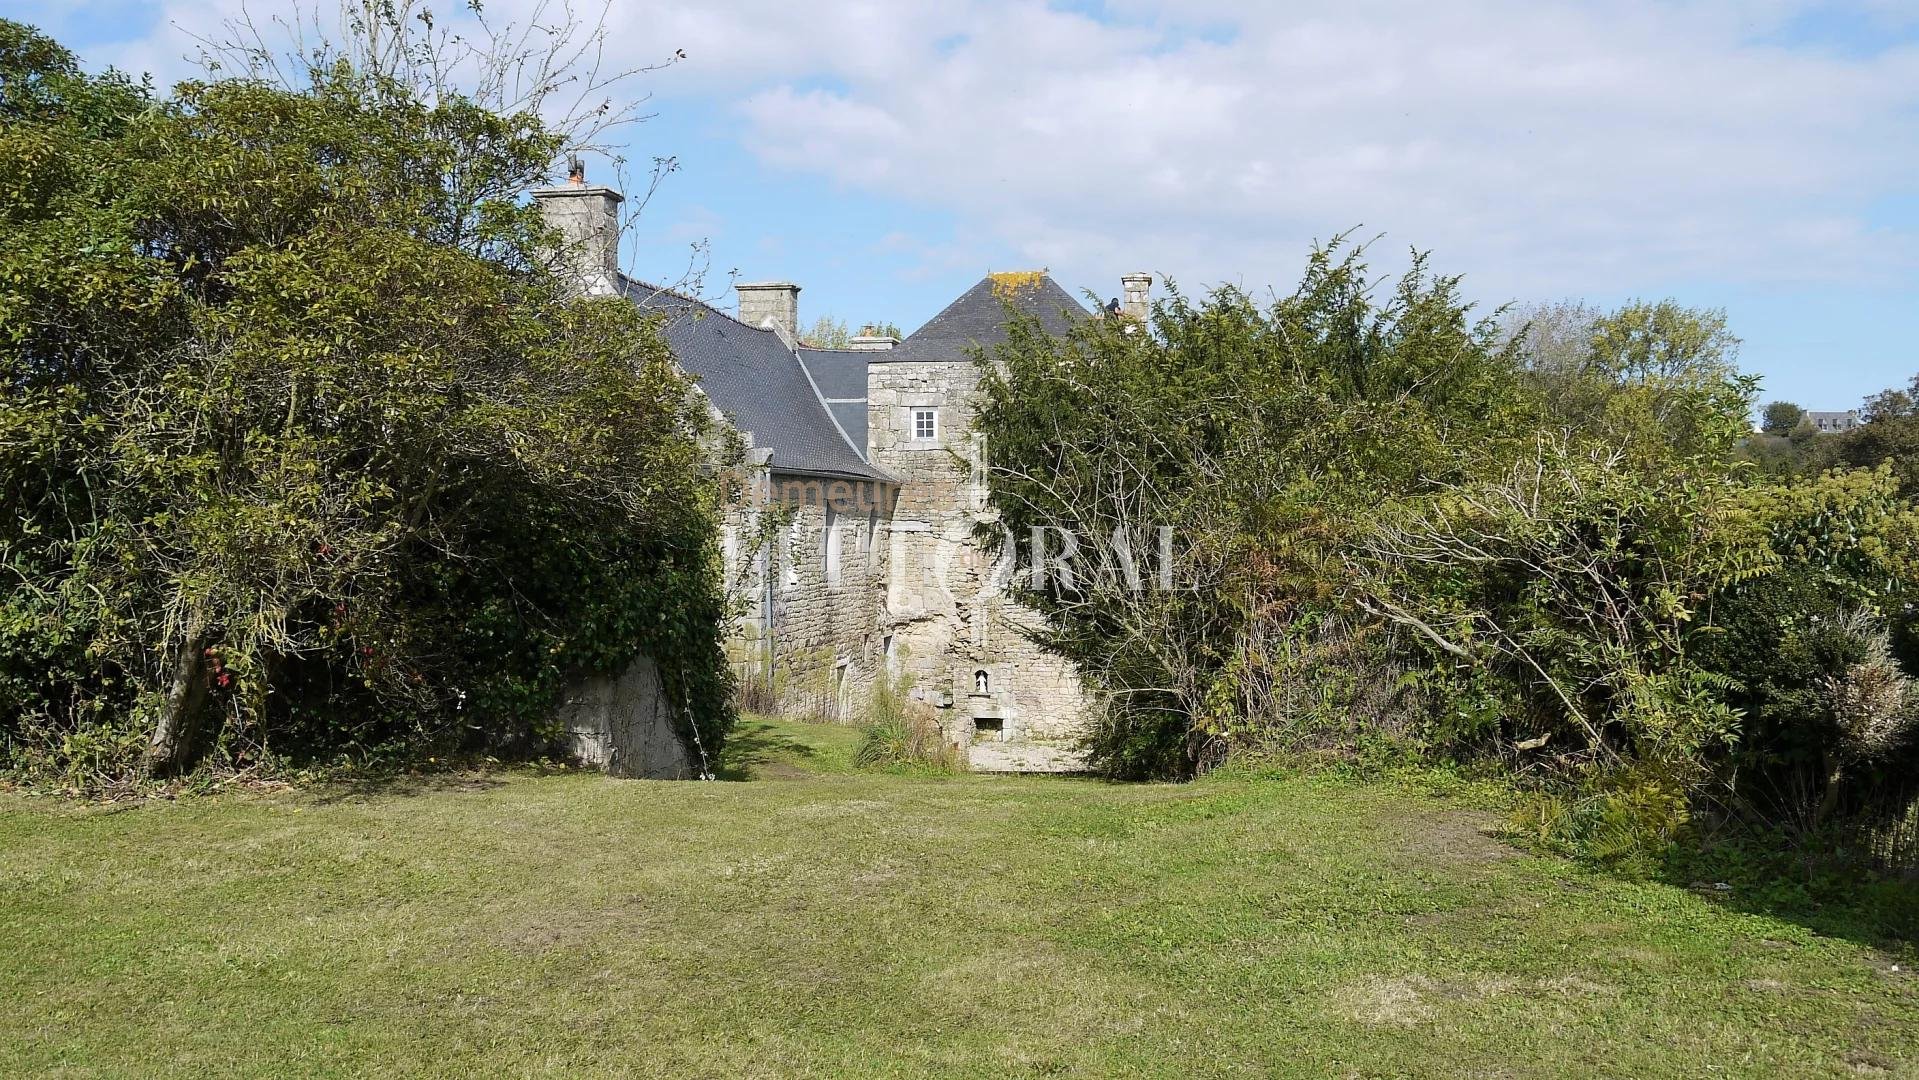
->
[976,236,1919,881]
[0,20,735,790]
[1690,469,1919,857]
[978,240,1530,778]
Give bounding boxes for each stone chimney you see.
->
[847,327,900,352]
[531,156,624,296]
[736,282,801,347]
[1121,272,1153,321]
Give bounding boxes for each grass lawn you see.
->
[3,717,1916,1078]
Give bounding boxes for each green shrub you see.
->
[1696,469,1919,838]
[0,20,735,789]
[854,669,958,772]
[1508,765,1694,878]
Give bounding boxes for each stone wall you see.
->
[704,358,1091,769]
[721,466,893,721]
[554,653,700,779]
[867,360,1089,767]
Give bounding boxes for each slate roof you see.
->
[889,273,1088,363]
[621,279,890,483]
[795,347,872,454]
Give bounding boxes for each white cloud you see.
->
[51,0,1919,305]
[630,0,1919,300]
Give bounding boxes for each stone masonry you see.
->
[537,170,1139,773]
[724,473,894,722]
[867,359,1088,768]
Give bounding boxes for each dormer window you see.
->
[912,408,939,441]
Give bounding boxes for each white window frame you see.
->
[911,407,939,442]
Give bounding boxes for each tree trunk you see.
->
[145,612,211,777]
[1813,754,1847,827]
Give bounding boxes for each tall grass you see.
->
[854,669,959,772]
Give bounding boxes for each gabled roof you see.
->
[890,272,1088,363]
[621,280,890,484]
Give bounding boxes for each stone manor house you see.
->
[534,171,1153,773]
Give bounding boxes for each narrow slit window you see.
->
[783,520,801,589]
[823,504,842,587]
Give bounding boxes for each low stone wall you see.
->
[554,654,699,779]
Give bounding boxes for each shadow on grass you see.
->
[305,770,514,805]
[713,719,826,782]
[1656,842,1919,954]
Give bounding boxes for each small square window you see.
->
[912,408,938,441]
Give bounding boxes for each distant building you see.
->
[1804,410,1863,434]
[532,175,1145,772]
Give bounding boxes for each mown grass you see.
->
[2,718,1915,1078]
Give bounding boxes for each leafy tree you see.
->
[978,242,1766,795]
[1862,375,1918,423]
[1588,300,1740,385]
[1762,400,1806,435]
[802,316,902,348]
[1504,299,1602,375]
[977,240,1532,776]
[1512,299,1746,458]
[1809,373,1919,498]
[803,316,852,348]
[0,20,733,785]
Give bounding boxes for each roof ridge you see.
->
[620,275,783,337]
[624,274,894,484]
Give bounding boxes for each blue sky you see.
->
[29,0,1919,410]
